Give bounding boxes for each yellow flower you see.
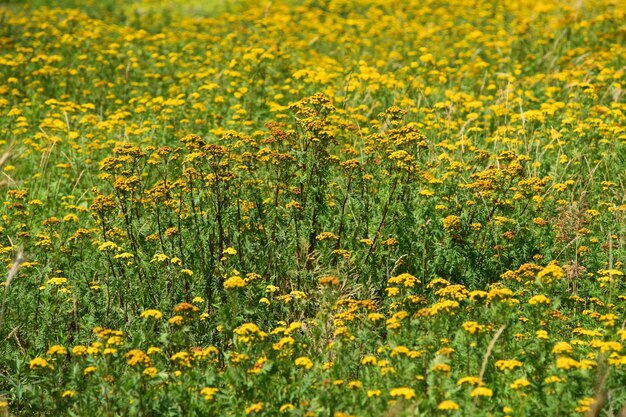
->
[200,387,219,401]
[431,363,451,373]
[495,359,523,371]
[280,403,294,412]
[361,356,377,365]
[552,342,573,355]
[83,366,97,375]
[575,397,596,413]
[442,215,461,232]
[510,378,530,390]
[348,380,362,389]
[544,375,565,384]
[294,356,313,370]
[29,357,53,370]
[437,400,460,410]
[470,387,493,397]
[224,275,246,289]
[537,261,565,284]
[367,390,381,397]
[143,367,158,378]
[528,295,551,305]
[140,309,163,319]
[389,387,416,400]
[61,390,76,398]
[457,376,481,386]
[245,402,263,414]
[46,345,67,356]
[223,247,237,255]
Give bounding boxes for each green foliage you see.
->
[0,0,625,416]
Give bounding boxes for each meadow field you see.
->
[0,0,625,415]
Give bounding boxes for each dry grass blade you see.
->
[0,251,25,334]
[479,325,506,382]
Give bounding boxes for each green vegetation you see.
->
[0,0,625,415]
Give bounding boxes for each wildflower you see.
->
[510,378,530,389]
[200,387,219,401]
[389,387,416,400]
[30,357,53,370]
[223,247,237,255]
[46,277,67,286]
[61,390,76,398]
[368,312,385,321]
[316,232,339,241]
[457,376,481,386]
[265,285,279,293]
[528,295,551,305]
[46,345,67,356]
[224,275,246,289]
[437,400,460,410]
[442,215,461,232]
[245,402,263,414]
[367,390,381,397]
[495,359,523,371]
[361,356,377,365]
[575,398,596,413]
[388,273,419,287]
[462,321,483,334]
[552,342,573,355]
[316,275,339,288]
[348,380,362,389]
[470,387,493,397]
[431,363,451,374]
[143,367,158,377]
[133,305,160,321]
[295,356,313,370]
[544,375,565,384]
[150,253,169,263]
[72,345,87,356]
[537,261,565,284]
[280,404,294,412]
[82,365,96,375]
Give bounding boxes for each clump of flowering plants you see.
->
[0,0,625,415]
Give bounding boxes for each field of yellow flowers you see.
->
[0,0,625,415]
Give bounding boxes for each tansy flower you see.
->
[495,359,523,371]
[295,356,313,370]
[140,309,163,319]
[528,295,551,305]
[552,342,573,355]
[200,387,219,401]
[223,275,246,289]
[470,387,493,397]
[575,398,596,413]
[46,345,67,356]
[389,387,416,400]
[245,402,263,414]
[457,376,481,386]
[30,357,53,370]
[437,400,460,410]
[280,404,294,412]
[83,366,97,375]
[510,378,530,390]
